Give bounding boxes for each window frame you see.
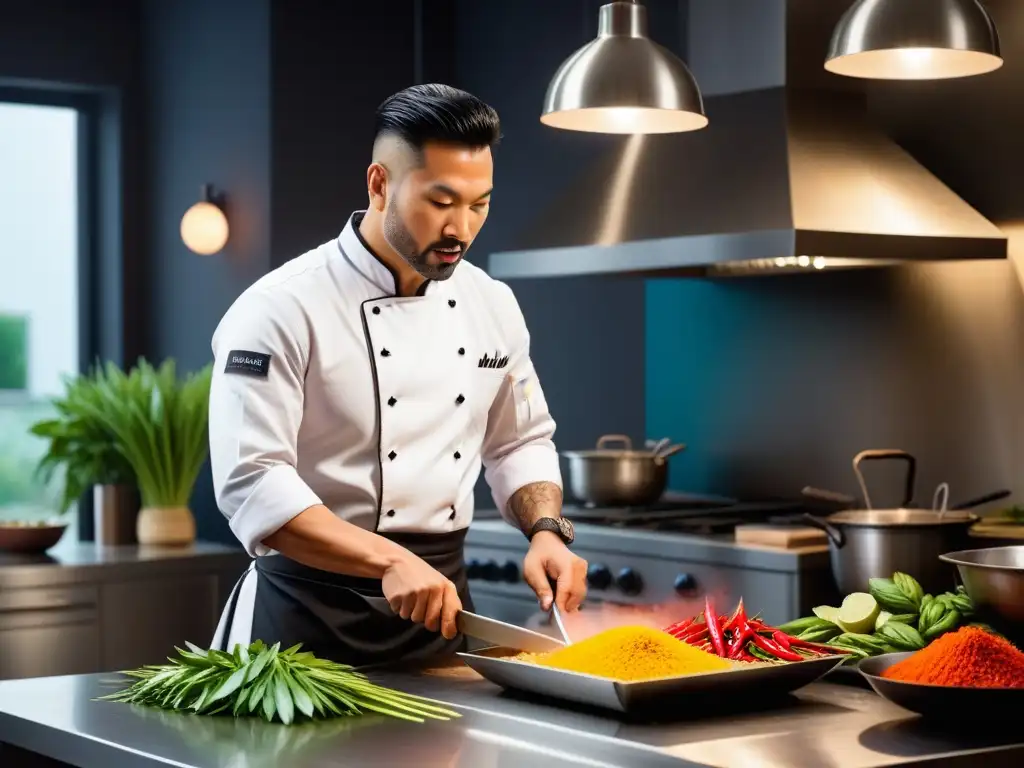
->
[0,85,120,537]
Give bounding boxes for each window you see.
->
[0,101,80,526]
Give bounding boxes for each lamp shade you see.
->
[825,0,1002,80]
[180,185,229,255]
[541,1,706,134]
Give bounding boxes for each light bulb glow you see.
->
[181,201,229,255]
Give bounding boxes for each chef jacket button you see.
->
[388,450,397,461]
[455,394,465,405]
[372,306,380,315]
[386,509,396,517]
[458,347,465,356]
[454,451,461,460]
[449,299,456,308]
[381,348,391,357]
[448,506,456,521]
[388,396,397,406]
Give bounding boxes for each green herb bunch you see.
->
[84,358,212,509]
[30,367,137,514]
[97,640,460,725]
[778,571,981,665]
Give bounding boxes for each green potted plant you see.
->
[28,367,138,546]
[83,358,214,546]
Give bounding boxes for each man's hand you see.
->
[381,553,463,640]
[522,531,588,613]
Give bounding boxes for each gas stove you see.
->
[465,491,836,633]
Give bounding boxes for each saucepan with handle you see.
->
[799,449,1010,595]
[561,434,686,507]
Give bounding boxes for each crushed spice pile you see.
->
[881,626,1024,688]
[515,625,735,682]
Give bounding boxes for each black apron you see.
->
[218,529,473,667]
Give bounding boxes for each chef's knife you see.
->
[351,590,564,653]
[455,610,565,654]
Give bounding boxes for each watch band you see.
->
[528,517,574,546]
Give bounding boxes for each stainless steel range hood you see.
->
[488,0,1007,279]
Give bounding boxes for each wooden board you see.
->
[734,524,828,549]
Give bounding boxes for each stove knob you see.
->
[674,572,698,595]
[616,567,644,596]
[466,558,482,580]
[499,560,519,583]
[586,563,613,590]
[481,559,501,581]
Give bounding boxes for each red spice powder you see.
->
[882,626,1024,688]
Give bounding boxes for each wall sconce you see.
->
[180,183,229,255]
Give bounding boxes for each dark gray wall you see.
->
[141,0,274,543]
[647,0,1024,509]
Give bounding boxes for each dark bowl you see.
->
[0,521,68,553]
[858,652,1024,724]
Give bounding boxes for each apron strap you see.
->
[216,564,249,653]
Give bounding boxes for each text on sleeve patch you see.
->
[224,350,272,378]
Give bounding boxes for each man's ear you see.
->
[366,163,388,212]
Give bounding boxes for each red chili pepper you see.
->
[728,626,753,659]
[681,628,709,645]
[750,632,803,662]
[677,621,708,639]
[723,598,746,632]
[704,597,728,657]
[772,631,793,650]
[664,617,694,635]
[784,636,852,655]
[737,650,757,662]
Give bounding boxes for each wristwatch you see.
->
[528,517,574,546]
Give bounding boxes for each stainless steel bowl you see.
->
[939,546,1024,646]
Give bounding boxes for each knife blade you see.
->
[456,611,565,654]
[350,590,565,653]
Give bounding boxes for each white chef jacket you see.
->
[208,211,563,559]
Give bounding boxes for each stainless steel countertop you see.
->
[1,668,1020,768]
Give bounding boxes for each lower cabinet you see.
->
[0,551,248,680]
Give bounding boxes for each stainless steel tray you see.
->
[457,647,845,714]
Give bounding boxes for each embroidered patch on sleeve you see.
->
[224,350,272,378]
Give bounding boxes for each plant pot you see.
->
[93,484,139,546]
[137,506,196,546]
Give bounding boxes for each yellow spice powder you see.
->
[515,625,733,682]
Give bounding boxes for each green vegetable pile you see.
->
[778,571,980,664]
[97,640,460,725]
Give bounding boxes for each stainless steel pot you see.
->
[561,434,685,507]
[800,449,989,595]
[802,508,978,596]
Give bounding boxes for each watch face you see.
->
[556,517,574,542]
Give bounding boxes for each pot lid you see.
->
[828,508,978,527]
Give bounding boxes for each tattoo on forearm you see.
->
[508,482,563,532]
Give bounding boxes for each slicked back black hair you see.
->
[373,84,501,154]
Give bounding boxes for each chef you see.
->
[208,83,587,667]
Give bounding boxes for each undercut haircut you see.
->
[373,84,501,158]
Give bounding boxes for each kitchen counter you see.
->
[1,667,1020,768]
[0,539,248,589]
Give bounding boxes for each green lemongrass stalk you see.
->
[96,640,460,726]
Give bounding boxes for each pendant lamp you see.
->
[541,0,706,134]
[825,0,1002,80]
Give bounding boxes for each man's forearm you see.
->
[261,505,411,578]
[508,481,563,533]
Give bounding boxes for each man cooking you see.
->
[208,83,587,667]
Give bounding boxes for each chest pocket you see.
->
[468,367,508,426]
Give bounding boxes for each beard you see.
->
[383,201,465,281]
